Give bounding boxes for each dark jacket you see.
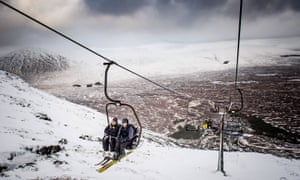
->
[104,124,120,137]
[118,125,134,142]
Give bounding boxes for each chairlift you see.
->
[223,121,244,136]
[184,99,218,132]
[103,62,142,148]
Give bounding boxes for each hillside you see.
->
[0,70,299,179]
[35,37,300,159]
[0,48,69,80]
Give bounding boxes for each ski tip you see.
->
[97,168,106,173]
[96,151,134,173]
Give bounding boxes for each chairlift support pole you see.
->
[217,0,243,175]
[217,111,226,175]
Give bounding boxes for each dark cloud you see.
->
[0,0,300,49]
[244,0,300,15]
[171,0,300,19]
[84,0,230,17]
[84,0,300,18]
[167,0,229,12]
[84,0,150,15]
[0,0,83,47]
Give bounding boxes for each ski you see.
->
[95,157,111,166]
[97,151,133,173]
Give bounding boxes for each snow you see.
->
[255,73,277,77]
[113,146,300,180]
[0,48,70,79]
[288,79,300,82]
[67,37,300,83]
[3,37,298,86]
[0,70,300,179]
[211,80,258,85]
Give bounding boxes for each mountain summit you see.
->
[0,48,69,80]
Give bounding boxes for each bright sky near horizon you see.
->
[0,0,300,73]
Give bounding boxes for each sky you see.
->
[0,0,300,61]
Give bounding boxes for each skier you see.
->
[102,117,120,153]
[116,118,137,158]
[207,119,212,129]
[202,120,208,129]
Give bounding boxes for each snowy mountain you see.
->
[0,49,70,80]
[0,70,299,179]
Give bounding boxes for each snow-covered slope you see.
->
[0,49,69,80]
[0,70,299,179]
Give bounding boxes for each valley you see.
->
[37,55,300,159]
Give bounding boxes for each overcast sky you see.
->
[0,0,300,56]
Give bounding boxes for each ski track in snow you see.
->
[0,71,300,179]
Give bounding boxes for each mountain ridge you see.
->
[0,48,70,80]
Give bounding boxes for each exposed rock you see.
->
[36,145,62,155]
[79,135,100,142]
[35,113,52,121]
[94,82,102,86]
[72,84,81,87]
[58,138,68,145]
[0,165,8,173]
[280,54,300,57]
[7,152,16,161]
[53,160,68,166]
[18,162,36,169]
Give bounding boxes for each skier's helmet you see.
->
[111,117,118,124]
[122,118,129,124]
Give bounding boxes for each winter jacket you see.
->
[104,124,120,137]
[118,125,135,142]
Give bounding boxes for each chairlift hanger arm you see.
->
[103,62,121,104]
[229,0,244,113]
[231,0,244,112]
[234,88,243,112]
[105,102,116,125]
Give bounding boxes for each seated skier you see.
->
[115,118,137,158]
[102,117,120,155]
